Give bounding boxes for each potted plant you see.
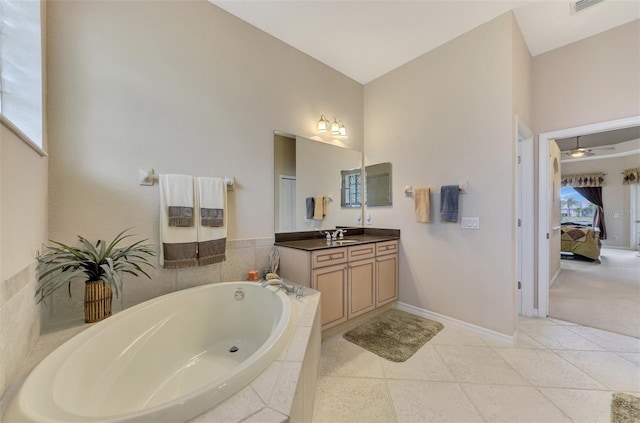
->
[36,229,155,323]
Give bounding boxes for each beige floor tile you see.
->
[312,377,396,423]
[381,345,455,382]
[538,388,613,423]
[387,380,483,422]
[428,326,487,347]
[435,345,529,385]
[565,325,640,353]
[554,350,640,392]
[320,333,385,378]
[549,318,579,326]
[617,352,640,366]
[518,316,557,325]
[518,323,606,350]
[495,348,607,389]
[462,384,571,422]
[482,331,546,349]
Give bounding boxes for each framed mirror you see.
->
[274,131,363,233]
[365,162,392,207]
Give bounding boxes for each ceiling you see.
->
[210,1,639,84]
[556,126,640,160]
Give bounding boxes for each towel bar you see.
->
[404,181,468,196]
[139,168,235,190]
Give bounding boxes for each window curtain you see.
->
[561,172,605,188]
[573,187,607,239]
[622,168,639,185]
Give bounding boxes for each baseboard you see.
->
[394,302,515,344]
[601,245,635,251]
[549,267,561,288]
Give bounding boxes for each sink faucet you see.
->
[332,229,347,240]
[261,278,296,294]
[317,229,332,241]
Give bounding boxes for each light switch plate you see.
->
[461,217,480,229]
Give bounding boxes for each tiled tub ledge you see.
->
[0,286,321,423]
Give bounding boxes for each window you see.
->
[0,0,44,151]
[340,169,362,208]
[560,187,596,225]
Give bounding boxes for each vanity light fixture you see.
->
[316,115,347,138]
[339,121,347,137]
[317,115,329,133]
[331,118,340,135]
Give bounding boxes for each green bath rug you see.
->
[343,309,444,362]
[611,392,640,423]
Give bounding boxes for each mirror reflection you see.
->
[274,132,363,232]
[365,162,392,207]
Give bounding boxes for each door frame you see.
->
[537,115,640,317]
[516,116,535,316]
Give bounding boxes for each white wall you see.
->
[364,13,527,336]
[562,153,640,249]
[45,1,363,325]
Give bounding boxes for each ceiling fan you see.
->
[564,136,615,158]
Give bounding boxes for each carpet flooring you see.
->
[550,248,640,338]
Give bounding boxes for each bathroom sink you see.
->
[332,239,360,245]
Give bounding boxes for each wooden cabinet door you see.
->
[376,253,398,307]
[348,258,376,319]
[312,263,348,329]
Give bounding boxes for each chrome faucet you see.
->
[261,278,296,294]
[332,229,347,240]
[317,229,332,241]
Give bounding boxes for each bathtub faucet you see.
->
[261,278,296,294]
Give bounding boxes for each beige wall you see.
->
[44,1,363,324]
[533,20,640,134]
[562,153,640,249]
[364,13,525,335]
[0,124,47,401]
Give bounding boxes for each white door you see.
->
[279,176,296,232]
[516,117,534,316]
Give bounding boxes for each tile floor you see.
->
[312,316,640,423]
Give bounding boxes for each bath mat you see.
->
[343,309,443,362]
[611,392,640,423]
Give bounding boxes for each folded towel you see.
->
[440,185,459,223]
[196,177,227,266]
[306,197,315,219]
[313,196,326,220]
[162,174,195,227]
[414,187,430,223]
[159,174,197,268]
[198,176,225,227]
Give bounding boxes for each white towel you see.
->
[196,177,227,266]
[159,174,197,268]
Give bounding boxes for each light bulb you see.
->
[317,115,328,133]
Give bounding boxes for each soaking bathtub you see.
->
[5,282,293,423]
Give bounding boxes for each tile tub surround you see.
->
[0,263,41,403]
[312,315,640,423]
[41,237,277,330]
[1,286,321,423]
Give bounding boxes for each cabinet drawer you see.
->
[312,247,348,268]
[347,244,376,261]
[376,240,398,256]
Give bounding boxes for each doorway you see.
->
[537,115,640,317]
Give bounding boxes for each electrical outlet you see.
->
[366,213,372,225]
[461,217,480,229]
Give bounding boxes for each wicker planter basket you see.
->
[84,280,113,323]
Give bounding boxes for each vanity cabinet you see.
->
[376,241,399,307]
[276,239,399,331]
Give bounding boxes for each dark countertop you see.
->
[274,234,400,251]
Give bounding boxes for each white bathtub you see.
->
[6,282,293,423]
